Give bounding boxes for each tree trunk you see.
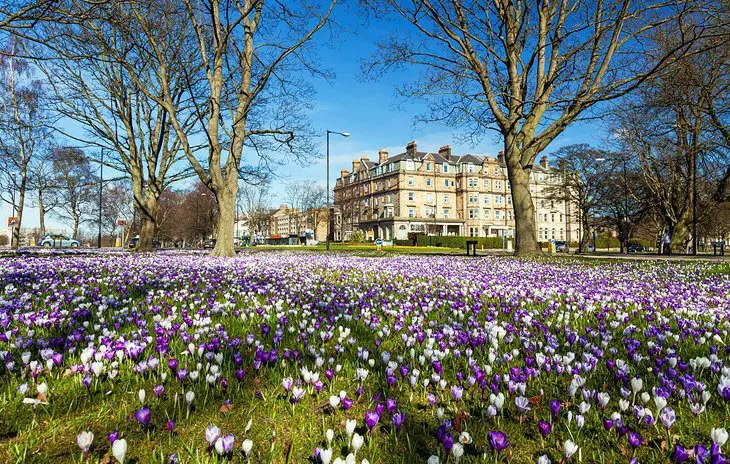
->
[11,185,25,250]
[136,195,159,252]
[211,185,237,257]
[38,188,46,237]
[579,214,591,253]
[505,154,541,257]
[73,219,79,240]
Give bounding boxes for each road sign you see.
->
[7,216,18,226]
[117,219,128,227]
[375,238,383,246]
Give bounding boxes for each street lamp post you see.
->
[326,130,350,251]
[98,147,104,248]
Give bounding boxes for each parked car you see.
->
[128,236,161,249]
[554,241,569,253]
[40,234,80,247]
[628,244,645,253]
[198,239,216,249]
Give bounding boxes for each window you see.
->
[408,176,414,186]
[507,211,513,220]
[551,213,555,223]
[426,193,433,203]
[469,194,478,203]
[424,206,435,217]
[426,178,432,186]
[507,195,512,205]
[469,208,479,219]
[494,167,499,176]
[495,210,501,220]
[540,199,545,208]
[443,208,450,218]
[426,162,432,172]
[560,228,564,239]
[551,228,555,239]
[387,195,392,203]
[469,227,479,237]
[496,196,504,205]
[468,178,478,188]
[408,208,415,218]
[467,163,475,173]
[483,208,490,218]
[406,160,415,171]
[483,179,490,189]
[483,195,490,204]
[444,179,449,187]
[443,194,450,204]
[443,163,449,173]
[408,191,414,201]
[495,181,502,190]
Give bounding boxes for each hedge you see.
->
[415,234,506,249]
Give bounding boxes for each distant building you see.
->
[333,141,580,242]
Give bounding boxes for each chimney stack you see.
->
[497,150,505,164]
[438,145,452,160]
[540,155,549,169]
[378,148,389,164]
[406,140,417,157]
[340,168,349,178]
[352,160,359,172]
[360,156,370,166]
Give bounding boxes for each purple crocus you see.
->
[365,410,380,430]
[451,385,463,402]
[134,406,151,426]
[488,431,510,452]
[342,397,353,410]
[628,431,643,448]
[550,399,561,418]
[108,430,119,443]
[153,385,165,398]
[537,420,551,437]
[392,411,406,429]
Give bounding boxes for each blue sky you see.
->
[2,3,602,232]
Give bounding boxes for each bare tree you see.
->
[615,27,729,252]
[542,145,619,253]
[300,181,327,241]
[102,0,337,256]
[28,144,59,236]
[0,37,51,249]
[364,0,711,255]
[51,146,96,239]
[33,2,198,251]
[0,1,57,32]
[238,179,271,241]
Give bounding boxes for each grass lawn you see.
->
[0,252,729,463]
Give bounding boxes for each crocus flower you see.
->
[112,438,127,463]
[563,440,578,459]
[77,431,94,456]
[660,407,676,429]
[242,439,253,456]
[674,445,690,463]
[392,411,406,429]
[628,431,643,448]
[488,431,509,451]
[549,399,561,418]
[206,423,221,445]
[365,411,380,430]
[134,406,151,426]
[712,428,729,447]
[108,430,119,443]
[215,434,235,456]
[538,420,552,437]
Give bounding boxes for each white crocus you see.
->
[112,438,127,463]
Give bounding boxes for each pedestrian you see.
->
[663,231,671,255]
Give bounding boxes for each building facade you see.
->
[333,141,581,242]
[266,204,328,241]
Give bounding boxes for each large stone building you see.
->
[333,141,581,242]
